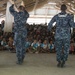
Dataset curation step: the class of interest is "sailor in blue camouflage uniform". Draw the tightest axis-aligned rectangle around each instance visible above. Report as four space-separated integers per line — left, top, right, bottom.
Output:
48 4 75 67
9 2 29 64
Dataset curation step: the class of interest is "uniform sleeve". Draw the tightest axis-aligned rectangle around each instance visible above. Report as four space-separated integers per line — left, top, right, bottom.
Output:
69 14 75 28
9 4 17 16
24 10 29 19
48 15 56 31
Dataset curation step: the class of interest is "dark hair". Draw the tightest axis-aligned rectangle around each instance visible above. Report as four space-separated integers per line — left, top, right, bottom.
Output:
18 5 25 10
61 4 67 11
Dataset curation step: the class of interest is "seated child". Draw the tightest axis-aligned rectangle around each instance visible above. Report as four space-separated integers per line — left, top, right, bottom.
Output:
40 40 48 53
37 39 42 52
30 40 38 53
8 37 15 52
48 40 54 53
1 38 8 50
25 38 31 52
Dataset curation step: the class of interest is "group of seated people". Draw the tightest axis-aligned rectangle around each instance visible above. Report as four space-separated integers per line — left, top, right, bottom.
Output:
0 20 75 54
0 22 55 53
25 39 55 53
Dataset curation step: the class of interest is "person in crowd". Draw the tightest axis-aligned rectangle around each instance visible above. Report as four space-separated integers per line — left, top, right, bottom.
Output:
48 40 55 53
0 36 2 50
48 4 75 67
8 36 15 52
1 20 5 31
70 38 74 54
1 38 8 50
9 0 29 64
37 39 42 52
0 27 3 36
30 40 38 53
25 38 31 52
40 40 48 53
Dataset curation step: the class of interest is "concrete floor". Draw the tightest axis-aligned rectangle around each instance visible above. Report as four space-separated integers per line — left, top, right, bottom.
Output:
0 51 75 75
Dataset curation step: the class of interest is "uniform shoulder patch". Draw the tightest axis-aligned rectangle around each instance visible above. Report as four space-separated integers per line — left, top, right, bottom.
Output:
58 14 67 17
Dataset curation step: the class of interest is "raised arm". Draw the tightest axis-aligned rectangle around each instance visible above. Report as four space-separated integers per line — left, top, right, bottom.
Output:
9 0 17 16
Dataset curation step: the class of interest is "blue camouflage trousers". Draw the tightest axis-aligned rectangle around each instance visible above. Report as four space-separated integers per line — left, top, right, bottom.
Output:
55 38 70 62
14 33 26 61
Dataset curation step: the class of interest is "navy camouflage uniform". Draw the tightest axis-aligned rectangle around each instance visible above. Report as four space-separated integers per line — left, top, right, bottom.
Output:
48 12 75 62
9 5 29 63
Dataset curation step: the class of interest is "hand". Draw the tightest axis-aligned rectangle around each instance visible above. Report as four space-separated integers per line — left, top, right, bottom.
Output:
21 1 25 7
9 0 14 4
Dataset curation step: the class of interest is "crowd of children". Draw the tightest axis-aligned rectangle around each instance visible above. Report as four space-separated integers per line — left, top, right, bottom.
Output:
0 20 75 54
25 23 55 53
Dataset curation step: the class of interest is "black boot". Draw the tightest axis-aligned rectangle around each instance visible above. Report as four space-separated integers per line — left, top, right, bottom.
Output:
57 61 61 67
61 61 65 68
21 56 25 63
16 59 22 65
16 61 22 65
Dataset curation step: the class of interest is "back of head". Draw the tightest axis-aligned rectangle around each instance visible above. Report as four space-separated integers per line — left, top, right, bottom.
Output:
61 4 67 11
18 5 25 11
